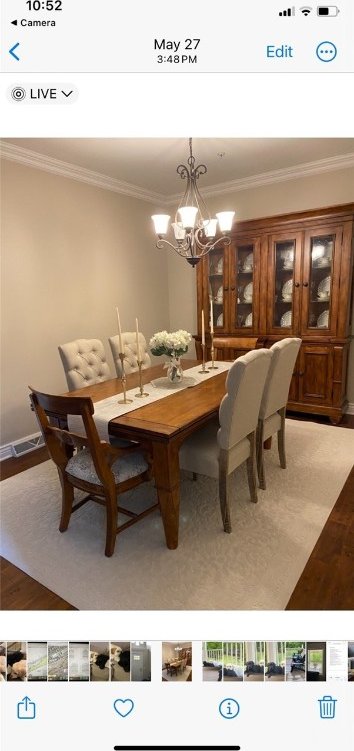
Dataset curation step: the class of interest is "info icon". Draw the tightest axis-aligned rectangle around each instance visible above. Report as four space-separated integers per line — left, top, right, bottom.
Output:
219 698 240 719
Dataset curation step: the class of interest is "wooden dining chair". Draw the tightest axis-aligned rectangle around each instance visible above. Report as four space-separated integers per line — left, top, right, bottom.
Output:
109 332 151 377
29 387 159 557
58 338 112 390
212 337 259 361
256 337 302 489
179 348 272 533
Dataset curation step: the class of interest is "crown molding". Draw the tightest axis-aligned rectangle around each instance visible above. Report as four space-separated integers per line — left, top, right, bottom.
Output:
2 141 354 206
0 142 167 205
166 152 354 204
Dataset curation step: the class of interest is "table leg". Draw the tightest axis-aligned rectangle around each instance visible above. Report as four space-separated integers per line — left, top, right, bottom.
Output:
152 441 180 550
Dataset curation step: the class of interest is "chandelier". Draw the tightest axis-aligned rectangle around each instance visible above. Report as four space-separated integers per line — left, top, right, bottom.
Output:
152 139 235 267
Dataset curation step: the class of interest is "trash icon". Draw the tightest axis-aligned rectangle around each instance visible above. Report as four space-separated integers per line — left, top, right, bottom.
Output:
318 695 337 719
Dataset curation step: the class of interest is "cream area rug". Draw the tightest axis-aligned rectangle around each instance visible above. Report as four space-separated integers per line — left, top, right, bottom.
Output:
1 420 353 610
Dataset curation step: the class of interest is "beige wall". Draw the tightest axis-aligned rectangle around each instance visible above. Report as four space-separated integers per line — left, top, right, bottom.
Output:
168 167 354 402
162 644 175 663
1 160 169 445
2 160 354 449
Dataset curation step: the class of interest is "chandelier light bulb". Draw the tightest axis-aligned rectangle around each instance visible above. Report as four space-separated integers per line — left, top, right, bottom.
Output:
178 206 198 230
152 214 170 236
172 222 187 240
216 211 235 232
203 218 218 238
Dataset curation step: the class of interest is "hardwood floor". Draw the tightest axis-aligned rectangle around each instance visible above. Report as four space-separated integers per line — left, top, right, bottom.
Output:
0 446 76 610
286 464 354 610
0 445 49 480
1 415 354 610
0 557 75 610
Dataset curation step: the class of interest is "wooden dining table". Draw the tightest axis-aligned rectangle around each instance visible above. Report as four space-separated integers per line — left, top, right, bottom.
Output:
167 659 183 675
68 360 229 550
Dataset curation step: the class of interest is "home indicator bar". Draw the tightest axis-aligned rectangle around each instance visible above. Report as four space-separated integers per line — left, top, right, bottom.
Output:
113 746 241 750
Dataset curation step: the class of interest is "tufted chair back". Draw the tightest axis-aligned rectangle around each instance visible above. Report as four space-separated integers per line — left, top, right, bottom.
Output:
58 338 111 391
109 332 151 377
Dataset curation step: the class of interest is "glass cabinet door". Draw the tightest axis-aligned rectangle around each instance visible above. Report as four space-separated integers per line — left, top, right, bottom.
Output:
267 233 302 333
232 240 258 332
232 244 255 331
301 228 342 336
207 247 228 332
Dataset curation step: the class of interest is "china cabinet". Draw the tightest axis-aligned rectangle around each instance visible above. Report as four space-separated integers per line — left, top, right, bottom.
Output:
195 204 354 423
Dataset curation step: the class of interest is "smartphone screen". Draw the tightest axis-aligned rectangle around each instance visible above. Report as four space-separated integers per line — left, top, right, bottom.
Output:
0 1 353 749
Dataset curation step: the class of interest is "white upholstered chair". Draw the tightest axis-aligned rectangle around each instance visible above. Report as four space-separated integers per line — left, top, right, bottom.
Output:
256 337 302 490
179 348 272 533
58 338 111 391
109 332 151 377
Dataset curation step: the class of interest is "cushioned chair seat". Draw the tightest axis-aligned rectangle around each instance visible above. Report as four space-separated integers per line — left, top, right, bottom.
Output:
67 449 148 485
180 423 250 480
180 422 220 479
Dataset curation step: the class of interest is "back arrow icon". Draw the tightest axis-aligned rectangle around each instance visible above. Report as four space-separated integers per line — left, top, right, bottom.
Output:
9 42 20 61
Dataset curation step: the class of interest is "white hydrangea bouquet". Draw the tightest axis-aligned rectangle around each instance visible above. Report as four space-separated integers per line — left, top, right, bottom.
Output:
149 329 192 383
149 329 192 358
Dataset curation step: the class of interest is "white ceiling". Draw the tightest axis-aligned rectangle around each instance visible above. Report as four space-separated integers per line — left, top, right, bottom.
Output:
4 138 354 196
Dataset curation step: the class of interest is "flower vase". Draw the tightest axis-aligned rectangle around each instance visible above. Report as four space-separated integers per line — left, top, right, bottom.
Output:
167 356 183 384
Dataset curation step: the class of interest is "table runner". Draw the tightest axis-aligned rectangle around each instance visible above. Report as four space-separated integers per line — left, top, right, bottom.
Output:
68 361 232 441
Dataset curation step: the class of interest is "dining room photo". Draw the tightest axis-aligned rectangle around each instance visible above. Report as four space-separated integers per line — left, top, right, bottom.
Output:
0 137 353 612
161 642 192 682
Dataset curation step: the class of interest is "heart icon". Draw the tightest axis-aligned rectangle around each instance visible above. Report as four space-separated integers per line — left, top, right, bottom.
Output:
113 698 134 718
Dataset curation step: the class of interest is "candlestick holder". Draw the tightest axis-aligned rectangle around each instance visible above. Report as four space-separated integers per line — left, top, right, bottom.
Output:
198 343 209 374
118 353 133 404
135 360 149 398
209 332 218 369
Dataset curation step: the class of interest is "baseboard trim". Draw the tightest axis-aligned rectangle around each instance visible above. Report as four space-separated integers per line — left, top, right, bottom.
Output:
0 431 43 461
0 445 13 461
347 403 354 415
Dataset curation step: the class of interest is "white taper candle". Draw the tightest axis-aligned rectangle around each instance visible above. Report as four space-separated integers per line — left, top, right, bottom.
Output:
116 307 124 354
210 296 214 334
135 317 141 362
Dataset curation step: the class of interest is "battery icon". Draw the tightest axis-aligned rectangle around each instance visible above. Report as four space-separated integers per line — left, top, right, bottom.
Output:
317 6 340 14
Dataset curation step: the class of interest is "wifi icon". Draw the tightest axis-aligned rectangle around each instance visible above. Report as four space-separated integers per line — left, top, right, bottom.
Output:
300 6 312 14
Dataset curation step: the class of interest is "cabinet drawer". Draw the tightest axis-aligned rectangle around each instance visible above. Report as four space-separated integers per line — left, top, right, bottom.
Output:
298 345 333 405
